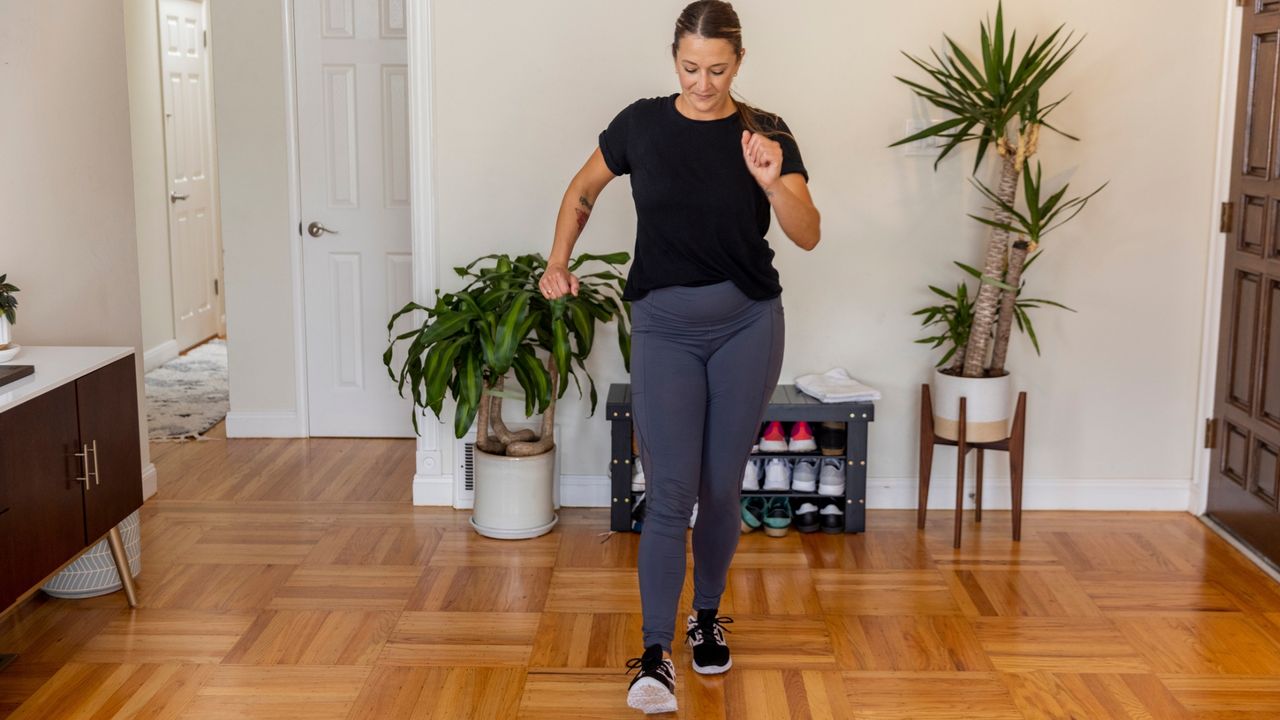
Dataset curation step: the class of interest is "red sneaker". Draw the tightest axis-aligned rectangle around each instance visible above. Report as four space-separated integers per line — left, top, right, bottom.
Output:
788 421 817 453
758 421 787 453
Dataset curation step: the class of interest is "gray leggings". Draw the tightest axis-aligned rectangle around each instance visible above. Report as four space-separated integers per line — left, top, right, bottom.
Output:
630 280 785 651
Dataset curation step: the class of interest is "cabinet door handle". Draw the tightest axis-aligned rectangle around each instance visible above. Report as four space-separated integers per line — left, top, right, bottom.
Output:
90 439 100 486
75 443 91 490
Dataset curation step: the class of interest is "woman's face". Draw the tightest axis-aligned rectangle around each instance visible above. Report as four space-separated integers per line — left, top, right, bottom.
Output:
673 36 741 115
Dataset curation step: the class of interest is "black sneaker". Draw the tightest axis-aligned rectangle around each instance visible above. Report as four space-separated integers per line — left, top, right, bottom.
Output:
685 608 733 674
793 501 820 533
626 644 677 714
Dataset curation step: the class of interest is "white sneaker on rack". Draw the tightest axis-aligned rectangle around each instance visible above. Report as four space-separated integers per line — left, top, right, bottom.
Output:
763 458 791 492
818 458 845 496
632 458 646 492
791 457 819 492
741 459 761 491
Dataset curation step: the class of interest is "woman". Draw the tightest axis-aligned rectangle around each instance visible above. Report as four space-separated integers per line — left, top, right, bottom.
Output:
538 1 820 713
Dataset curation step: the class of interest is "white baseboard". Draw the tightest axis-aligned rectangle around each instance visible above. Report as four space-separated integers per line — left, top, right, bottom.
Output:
225 411 304 438
143 340 179 372
141 462 158 500
413 474 454 506
534 474 1193 511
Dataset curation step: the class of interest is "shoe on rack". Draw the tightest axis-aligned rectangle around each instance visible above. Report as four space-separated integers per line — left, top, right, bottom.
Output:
685 609 733 674
689 501 698 529
740 496 767 533
816 421 846 456
788 420 817 453
793 501 820 533
820 503 843 533
632 492 647 533
763 497 792 538
790 457 819 492
762 458 791 492
626 644 678 714
818 458 845 496
632 458 646 492
758 421 788 453
741 458 761 491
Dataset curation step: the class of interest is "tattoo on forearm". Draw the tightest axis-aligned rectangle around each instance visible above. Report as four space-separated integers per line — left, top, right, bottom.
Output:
574 195 593 233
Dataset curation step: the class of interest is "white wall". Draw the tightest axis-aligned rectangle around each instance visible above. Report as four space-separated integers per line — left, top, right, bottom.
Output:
215 0 1228 510
0 0 154 495
210 0 302 436
124 0 178 370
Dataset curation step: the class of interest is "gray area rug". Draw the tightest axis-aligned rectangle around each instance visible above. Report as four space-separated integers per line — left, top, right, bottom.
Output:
145 339 228 440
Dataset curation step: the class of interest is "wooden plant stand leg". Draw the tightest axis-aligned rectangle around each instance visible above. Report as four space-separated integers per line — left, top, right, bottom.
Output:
954 397 967 549
106 526 139 608
1009 391 1027 542
918 384 935 530
975 448 984 524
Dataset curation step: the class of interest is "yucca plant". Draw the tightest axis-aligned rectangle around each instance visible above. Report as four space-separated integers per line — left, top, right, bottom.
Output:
384 252 631 456
891 1 1082 377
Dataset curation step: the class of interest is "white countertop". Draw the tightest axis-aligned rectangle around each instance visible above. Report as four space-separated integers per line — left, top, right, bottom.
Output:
0 346 135 414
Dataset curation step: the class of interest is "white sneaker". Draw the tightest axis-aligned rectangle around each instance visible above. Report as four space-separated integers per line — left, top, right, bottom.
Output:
632 458 646 492
791 457 819 492
763 458 791 492
741 459 761 491
689 501 698 529
818 458 845 496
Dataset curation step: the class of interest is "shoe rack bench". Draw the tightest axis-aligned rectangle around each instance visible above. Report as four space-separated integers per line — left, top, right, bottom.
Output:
606 383 875 533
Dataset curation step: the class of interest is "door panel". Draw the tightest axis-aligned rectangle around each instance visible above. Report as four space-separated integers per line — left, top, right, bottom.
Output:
296 0 413 437
0 384 85 596
76 358 144 542
161 0 221 351
1208 4 1280 566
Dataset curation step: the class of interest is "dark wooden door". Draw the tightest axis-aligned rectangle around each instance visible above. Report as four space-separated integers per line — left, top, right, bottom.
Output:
76 357 143 542
1208 5 1280 566
0 383 86 601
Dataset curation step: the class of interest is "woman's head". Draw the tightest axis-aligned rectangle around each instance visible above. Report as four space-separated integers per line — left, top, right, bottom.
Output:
671 1 744 117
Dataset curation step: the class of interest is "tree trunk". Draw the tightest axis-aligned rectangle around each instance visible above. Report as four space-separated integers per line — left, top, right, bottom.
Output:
506 355 558 457
989 238 1030 375
474 384 505 455
961 149 1022 378
948 342 967 375
488 375 538 445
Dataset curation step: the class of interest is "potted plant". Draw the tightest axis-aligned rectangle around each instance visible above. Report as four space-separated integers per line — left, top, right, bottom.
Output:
385 251 631 538
891 2 1102 441
0 274 18 349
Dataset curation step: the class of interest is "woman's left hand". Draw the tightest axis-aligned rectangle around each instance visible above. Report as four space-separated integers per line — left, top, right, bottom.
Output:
741 130 783 191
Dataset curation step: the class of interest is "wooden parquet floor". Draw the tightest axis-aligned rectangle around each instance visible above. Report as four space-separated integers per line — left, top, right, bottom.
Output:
3 425 1280 718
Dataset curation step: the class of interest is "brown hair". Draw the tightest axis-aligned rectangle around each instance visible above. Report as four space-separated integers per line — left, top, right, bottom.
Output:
671 0 786 140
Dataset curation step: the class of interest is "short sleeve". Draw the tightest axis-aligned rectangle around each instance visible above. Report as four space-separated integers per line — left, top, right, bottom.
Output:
598 102 636 176
772 116 808 182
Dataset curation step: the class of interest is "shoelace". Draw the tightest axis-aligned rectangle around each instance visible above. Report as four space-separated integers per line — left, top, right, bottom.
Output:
686 615 734 645
624 652 672 681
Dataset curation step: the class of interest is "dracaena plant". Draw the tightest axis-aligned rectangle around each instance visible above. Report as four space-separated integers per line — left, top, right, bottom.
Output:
891 1 1084 377
0 274 17 325
384 252 631 457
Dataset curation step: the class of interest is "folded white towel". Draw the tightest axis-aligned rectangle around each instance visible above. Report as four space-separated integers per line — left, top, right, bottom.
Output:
795 367 881 403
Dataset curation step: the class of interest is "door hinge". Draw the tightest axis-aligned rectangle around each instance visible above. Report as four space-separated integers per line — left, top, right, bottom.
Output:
203 30 208 47
1205 418 1218 449
213 278 219 296
1221 201 1235 234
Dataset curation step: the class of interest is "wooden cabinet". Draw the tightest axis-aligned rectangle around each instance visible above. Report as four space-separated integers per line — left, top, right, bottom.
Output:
0 353 143 613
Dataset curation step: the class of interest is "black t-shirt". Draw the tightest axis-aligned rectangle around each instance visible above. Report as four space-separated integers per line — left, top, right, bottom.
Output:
598 94 808 302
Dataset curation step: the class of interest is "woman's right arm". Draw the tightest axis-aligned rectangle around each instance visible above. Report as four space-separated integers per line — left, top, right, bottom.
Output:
540 148 618 299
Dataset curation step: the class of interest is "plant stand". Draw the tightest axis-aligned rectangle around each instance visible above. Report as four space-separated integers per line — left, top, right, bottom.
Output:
918 383 1027 548
606 383 875 533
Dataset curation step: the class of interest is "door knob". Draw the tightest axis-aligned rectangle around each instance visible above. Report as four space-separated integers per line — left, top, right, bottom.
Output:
307 221 338 237
169 192 189 203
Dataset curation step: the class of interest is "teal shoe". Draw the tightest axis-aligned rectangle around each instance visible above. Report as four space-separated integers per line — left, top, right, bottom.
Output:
763 497 792 538
740 497 766 533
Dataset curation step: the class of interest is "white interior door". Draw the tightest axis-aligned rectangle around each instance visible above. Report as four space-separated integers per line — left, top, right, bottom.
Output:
295 0 413 437
160 0 221 352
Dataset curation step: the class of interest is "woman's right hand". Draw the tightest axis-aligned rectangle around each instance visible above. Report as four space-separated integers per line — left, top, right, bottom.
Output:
540 262 580 299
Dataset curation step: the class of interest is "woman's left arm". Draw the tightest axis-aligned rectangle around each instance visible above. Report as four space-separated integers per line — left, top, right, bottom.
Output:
765 174 820 251
742 131 821 251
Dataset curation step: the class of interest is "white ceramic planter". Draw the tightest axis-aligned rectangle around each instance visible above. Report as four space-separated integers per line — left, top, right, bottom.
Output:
0 316 10 347
42 510 141 598
931 368 1012 443
470 447 558 539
